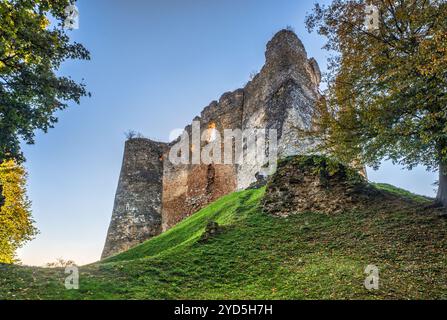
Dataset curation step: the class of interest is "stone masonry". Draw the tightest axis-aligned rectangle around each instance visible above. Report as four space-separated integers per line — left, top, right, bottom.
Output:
101 138 167 259
102 30 322 258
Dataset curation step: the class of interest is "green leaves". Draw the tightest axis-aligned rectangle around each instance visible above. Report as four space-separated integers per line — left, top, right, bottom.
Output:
0 0 90 162
0 0 89 262
0 159 37 264
306 0 447 171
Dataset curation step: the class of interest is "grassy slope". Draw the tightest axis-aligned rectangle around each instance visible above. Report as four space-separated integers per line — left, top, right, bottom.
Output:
1 185 446 300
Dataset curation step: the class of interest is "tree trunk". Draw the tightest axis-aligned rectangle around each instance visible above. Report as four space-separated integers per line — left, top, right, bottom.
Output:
436 161 447 207
0 157 3 209
0 186 3 208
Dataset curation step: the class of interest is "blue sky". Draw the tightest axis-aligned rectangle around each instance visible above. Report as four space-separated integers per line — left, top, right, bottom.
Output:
17 0 437 266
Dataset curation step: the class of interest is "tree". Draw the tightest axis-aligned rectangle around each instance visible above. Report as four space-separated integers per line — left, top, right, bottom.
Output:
0 0 90 261
0 0 90 163
305 0 447 206
124 130 145 140
46 258 76 268
0 160 36 263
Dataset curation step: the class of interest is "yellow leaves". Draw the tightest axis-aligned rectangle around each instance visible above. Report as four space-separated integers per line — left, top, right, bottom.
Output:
417 31 447 77
40 16 50 30
0 159 25 193
0 159 36 264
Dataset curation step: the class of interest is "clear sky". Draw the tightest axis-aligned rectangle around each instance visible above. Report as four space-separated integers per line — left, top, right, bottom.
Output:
17 0 438 266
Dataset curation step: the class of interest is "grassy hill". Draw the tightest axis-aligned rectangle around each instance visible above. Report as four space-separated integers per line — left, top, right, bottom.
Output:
1 184 446 300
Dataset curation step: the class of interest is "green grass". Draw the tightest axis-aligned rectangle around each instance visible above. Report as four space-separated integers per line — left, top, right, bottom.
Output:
1 186 446 300
372 183 433 204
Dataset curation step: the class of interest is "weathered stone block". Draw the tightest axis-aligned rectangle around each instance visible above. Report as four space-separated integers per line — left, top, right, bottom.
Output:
262 155 375 217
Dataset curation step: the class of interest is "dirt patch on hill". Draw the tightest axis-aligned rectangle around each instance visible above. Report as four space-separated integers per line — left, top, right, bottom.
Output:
263 155 384 216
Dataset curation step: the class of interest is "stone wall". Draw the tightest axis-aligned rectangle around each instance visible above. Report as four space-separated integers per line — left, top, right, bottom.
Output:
161 30 322 230
102 30 322 258
101 138 167 259
237 30 321 189
161 89 243 230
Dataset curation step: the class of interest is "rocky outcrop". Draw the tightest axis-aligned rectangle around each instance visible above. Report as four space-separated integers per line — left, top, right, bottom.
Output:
199 221 222 243
247 172 269 190
262 155 377 217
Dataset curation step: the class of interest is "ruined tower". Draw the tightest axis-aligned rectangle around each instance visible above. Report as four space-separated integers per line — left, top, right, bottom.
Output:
101 138 167 259
102 30 322 259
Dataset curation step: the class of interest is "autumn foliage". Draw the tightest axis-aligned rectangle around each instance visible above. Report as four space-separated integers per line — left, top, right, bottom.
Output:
0 160 37 264
306 0 447 205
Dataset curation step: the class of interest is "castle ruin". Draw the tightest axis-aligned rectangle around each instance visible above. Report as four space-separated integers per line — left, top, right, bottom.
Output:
102 30 322 259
